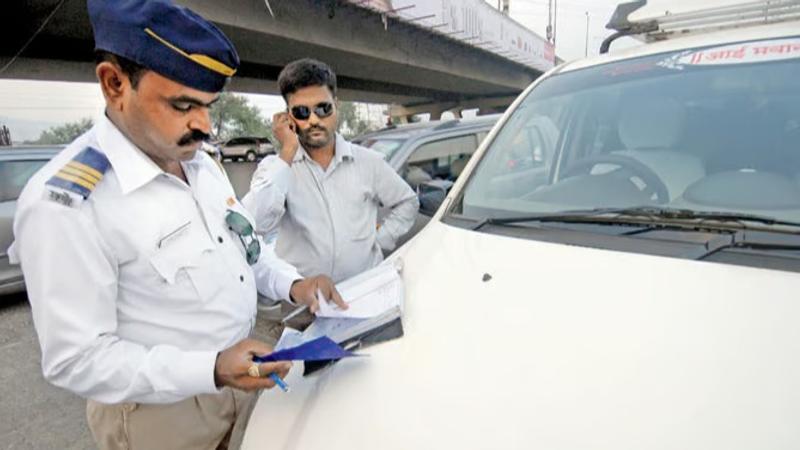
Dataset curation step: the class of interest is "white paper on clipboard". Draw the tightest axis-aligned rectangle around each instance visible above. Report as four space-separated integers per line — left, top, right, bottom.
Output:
316 263 403 319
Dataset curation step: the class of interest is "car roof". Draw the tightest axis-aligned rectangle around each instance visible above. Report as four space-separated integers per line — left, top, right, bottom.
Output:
356 114 501 141
353 121 441 141
559 19 799 74
223 136 269 142
0 146 63 160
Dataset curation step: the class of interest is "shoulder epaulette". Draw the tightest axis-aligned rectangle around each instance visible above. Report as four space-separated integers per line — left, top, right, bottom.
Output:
46 147 111 199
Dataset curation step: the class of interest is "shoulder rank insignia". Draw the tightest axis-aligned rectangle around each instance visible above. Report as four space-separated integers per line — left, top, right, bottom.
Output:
45 147 110 206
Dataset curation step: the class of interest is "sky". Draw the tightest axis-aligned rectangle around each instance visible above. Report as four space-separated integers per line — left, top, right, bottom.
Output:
0 0 627 142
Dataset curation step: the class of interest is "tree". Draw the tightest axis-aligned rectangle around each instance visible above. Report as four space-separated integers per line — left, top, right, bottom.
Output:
32 118 93 145
210 93 271 141
337 101 373 139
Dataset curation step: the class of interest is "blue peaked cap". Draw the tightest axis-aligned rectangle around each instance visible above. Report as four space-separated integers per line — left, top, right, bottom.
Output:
87 0 240 93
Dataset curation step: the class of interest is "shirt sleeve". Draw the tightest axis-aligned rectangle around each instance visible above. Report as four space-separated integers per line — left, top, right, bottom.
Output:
373 159 420 251
251 237 302 301
14 199 219 404
241 155 292 236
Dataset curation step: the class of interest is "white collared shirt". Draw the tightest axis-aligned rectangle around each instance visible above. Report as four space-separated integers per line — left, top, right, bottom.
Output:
242 135 418 283
9 116 301 404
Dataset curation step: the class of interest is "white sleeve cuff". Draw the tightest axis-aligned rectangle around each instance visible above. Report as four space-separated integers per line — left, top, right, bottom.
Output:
376 227 396 251
177 350 221 396
275 269 302 303
253 241 303 301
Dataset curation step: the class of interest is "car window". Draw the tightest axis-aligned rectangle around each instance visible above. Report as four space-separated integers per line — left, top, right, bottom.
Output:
0 160 48 202
498 119 559 173
362 138 405 160
227 138 249 146
404 134 478 185
458 36 800 222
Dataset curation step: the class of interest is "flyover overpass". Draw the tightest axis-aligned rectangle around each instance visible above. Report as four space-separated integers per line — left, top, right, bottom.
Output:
1 0 554 120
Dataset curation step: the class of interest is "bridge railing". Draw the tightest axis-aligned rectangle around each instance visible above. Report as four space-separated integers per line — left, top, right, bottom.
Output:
345 0 555 72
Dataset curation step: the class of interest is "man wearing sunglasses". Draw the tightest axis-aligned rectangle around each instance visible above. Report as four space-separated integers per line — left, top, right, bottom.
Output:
8 2 345 449
243 59 419 293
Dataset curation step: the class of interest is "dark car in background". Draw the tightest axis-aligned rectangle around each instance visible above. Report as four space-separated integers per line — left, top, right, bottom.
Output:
0 146 62 295
354 114 499 244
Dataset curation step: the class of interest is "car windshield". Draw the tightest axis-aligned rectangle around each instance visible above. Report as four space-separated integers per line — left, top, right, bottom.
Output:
455 36 800 226
361 137 405 160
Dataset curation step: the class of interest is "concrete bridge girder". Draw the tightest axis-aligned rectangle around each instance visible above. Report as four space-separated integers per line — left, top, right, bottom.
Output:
1 0 543 108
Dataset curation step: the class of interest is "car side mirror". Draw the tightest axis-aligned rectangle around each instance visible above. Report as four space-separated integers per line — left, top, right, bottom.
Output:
417 180 453 216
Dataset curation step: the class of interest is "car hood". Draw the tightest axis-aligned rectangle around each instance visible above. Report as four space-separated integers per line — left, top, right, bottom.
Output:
242 221 800 450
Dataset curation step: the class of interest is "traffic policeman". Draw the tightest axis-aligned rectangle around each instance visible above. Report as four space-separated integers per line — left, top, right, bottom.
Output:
8 1 345 448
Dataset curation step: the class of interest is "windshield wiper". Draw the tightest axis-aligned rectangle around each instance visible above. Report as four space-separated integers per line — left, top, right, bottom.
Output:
690 230 800 260
472 206 800 233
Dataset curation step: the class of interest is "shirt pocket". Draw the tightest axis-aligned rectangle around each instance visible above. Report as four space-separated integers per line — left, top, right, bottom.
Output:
346 187 378 241
224 201 260 263
149 224 217 302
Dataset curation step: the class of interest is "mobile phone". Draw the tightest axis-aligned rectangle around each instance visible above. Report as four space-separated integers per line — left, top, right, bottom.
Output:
284 109 299 134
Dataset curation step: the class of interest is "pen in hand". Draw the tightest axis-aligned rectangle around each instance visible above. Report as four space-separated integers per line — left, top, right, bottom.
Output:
281 303 308 324
269 372 290 393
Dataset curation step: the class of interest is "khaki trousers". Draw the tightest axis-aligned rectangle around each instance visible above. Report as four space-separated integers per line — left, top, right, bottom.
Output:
261 300 316 346
86 388 258 450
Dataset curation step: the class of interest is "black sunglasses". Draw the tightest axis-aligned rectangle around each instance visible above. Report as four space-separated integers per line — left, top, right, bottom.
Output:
289 102 334 121
225 210 260 265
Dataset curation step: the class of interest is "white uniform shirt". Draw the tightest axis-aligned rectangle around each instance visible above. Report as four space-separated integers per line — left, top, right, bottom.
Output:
9 116 301 404
242 135 418 283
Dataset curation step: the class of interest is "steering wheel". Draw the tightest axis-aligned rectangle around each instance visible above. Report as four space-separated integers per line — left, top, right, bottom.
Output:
561 154 670 203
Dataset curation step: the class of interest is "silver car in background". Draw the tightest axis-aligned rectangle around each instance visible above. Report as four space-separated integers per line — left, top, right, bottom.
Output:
0 146 61 296
217 136 274 162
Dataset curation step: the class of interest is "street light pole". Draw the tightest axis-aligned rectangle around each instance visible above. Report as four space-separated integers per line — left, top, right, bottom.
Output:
584 11 590 57
553 0 558 46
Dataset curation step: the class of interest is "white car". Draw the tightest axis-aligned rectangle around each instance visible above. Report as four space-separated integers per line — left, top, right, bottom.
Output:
243 2 800 449
218 136 274 162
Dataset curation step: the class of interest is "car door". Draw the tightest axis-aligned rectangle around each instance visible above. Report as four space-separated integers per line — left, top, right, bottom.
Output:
0 157 51 291
383 132 481 250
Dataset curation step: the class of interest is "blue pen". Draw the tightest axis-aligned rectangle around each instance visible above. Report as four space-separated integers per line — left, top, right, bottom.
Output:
269 372 290 393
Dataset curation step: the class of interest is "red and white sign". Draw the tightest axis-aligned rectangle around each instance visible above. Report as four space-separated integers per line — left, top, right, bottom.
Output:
679 37 800 66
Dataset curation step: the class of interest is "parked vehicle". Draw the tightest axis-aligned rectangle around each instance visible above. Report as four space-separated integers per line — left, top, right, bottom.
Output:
355 114 499 244
355 114 499 195
0 146 61 296
217 136 273 162
243 2 800 448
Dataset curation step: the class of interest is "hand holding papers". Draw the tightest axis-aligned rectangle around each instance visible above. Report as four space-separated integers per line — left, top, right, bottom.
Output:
282 263 403 323
276 262 406 376
316 263 404 319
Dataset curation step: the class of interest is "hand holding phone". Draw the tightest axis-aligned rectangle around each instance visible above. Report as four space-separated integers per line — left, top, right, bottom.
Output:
272 111 300 164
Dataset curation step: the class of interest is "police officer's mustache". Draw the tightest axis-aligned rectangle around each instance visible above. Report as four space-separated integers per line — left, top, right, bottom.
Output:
177 129 210 146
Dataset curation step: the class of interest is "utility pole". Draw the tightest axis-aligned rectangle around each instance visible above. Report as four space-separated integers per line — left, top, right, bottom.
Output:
553 0 558 47
0 125 11 146
584 11 590 57
498 0 509 15
546 0 553 43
